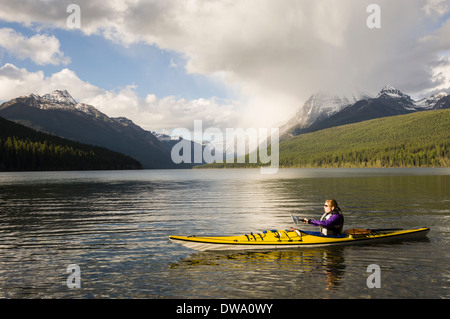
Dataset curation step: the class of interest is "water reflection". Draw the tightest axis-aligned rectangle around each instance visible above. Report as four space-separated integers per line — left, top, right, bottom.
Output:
168 247 347 294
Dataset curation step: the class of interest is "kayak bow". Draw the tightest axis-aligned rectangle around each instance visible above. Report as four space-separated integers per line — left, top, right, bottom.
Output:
169 227 430 251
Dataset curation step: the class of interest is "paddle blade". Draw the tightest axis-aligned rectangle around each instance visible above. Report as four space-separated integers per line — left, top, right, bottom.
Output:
290 214 304 225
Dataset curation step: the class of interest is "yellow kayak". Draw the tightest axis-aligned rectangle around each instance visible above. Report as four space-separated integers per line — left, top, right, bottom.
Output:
169 227 430 251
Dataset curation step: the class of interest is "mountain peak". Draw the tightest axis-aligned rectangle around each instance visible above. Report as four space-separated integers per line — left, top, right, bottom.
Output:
42 90 77 105
0 90 105 117
415 91 450 109
377 85 407 99
279 89 370 136
380 84 397 91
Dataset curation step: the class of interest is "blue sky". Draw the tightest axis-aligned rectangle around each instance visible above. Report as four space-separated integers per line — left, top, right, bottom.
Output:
0 0 449 132
0 21 229 101
52 28 232 100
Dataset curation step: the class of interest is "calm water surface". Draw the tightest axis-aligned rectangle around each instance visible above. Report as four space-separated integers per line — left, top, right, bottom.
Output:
0 168 448 299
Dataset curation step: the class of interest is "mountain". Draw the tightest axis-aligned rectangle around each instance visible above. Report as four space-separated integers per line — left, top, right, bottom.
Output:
415 92 450 109
282 85 450 137
375 84 415 105
0 90 177 169
0 115 142 171
279 89 370 137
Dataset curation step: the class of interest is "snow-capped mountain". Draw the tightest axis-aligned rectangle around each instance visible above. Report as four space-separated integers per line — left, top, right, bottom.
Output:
415 92 449 109
375 85 450 110
279 89 371 136
0 90 180 168
281 85 450 138
377 85 410 99
42 89 77 105
375 84 417 110
1 90 110 120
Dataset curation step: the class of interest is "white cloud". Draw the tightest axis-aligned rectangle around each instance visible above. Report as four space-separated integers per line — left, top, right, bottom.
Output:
84 85 242 132
422 0 449 16
0 63 241 132
427 55 450 95
0 63 99 100
0 28 70 65
0 63 44 98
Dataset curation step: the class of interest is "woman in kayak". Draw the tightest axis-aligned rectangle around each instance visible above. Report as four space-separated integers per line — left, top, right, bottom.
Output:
303 199 344 236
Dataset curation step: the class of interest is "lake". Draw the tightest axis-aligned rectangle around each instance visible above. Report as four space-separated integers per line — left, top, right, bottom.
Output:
0 168 448 300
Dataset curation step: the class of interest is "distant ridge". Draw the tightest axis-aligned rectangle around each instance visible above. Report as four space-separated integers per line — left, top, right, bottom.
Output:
0 90 181 169
0 115 142 171
281 85 450 139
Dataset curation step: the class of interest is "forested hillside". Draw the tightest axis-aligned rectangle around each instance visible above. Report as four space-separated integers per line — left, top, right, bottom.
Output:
278 109 449 167
0 116 142 171
200 109 450 168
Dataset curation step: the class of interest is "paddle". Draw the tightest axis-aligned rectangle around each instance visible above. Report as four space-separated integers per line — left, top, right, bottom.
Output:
290 213 308 225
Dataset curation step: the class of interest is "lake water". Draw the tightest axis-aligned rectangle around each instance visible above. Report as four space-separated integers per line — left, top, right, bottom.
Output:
0 168 448 300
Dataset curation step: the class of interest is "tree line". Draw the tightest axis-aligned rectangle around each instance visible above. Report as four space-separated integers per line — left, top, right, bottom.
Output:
0 116 142 171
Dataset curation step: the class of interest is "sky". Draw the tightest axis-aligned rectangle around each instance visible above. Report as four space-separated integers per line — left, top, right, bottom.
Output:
0 0 449 134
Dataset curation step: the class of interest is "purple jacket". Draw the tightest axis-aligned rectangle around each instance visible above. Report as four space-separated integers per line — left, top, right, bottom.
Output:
310 213 344 229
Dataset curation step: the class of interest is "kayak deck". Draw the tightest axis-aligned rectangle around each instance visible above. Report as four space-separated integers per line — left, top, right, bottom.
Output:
169 227 430 251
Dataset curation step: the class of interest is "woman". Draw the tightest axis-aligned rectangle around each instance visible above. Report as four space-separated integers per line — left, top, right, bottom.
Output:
303 199 344 236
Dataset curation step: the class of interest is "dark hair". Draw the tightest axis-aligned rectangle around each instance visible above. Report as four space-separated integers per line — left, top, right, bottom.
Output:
326 199 342 214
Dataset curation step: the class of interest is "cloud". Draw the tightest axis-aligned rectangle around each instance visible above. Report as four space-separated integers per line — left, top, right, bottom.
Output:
0 63 45 98
422 0 450 16
65 0 449 96
0 28 70 65
0 63 241 132
0 0 449 127
78 85 243 133
0 63 98 99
